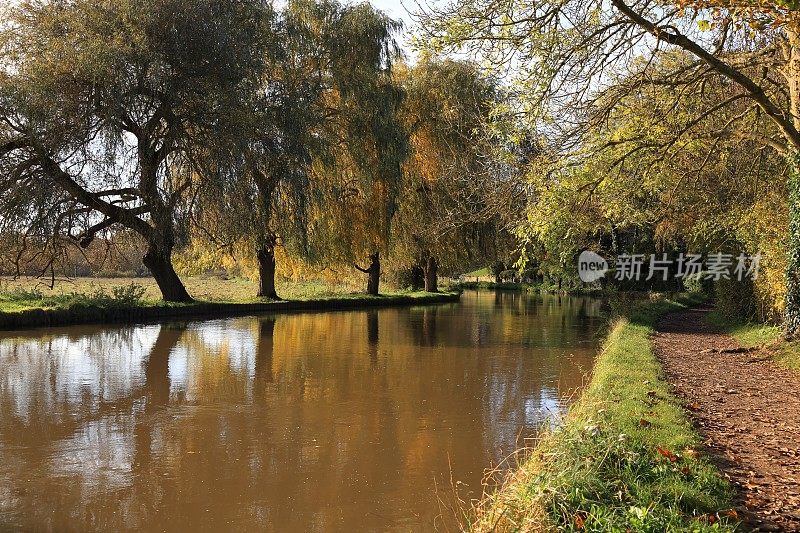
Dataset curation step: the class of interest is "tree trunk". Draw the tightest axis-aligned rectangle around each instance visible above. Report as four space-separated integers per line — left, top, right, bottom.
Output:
137 147 192 303
142 243 192 302
256 239 280 300
254 318 276 393
423 255 438 292
367 252 380 296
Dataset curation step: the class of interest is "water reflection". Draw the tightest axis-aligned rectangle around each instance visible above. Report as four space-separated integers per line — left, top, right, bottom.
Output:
0 291 603 532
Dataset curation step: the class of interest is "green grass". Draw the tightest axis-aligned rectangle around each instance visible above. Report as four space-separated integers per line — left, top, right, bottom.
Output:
464 267 491 277
470 294 737 532
769 342 800 371
0 276 455 313
705 308 800 371
0 276 375 310
705 310 782 348
0 276 460 329
0 286 153 313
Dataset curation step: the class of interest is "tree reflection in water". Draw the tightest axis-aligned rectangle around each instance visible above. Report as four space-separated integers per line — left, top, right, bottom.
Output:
0 291 603 531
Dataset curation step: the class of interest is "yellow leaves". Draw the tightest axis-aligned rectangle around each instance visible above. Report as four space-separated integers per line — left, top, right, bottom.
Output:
734 194 788 321
672 0 797 30
409 130 442 184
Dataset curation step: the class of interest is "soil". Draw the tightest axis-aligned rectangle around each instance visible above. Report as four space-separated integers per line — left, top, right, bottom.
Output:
654 308 800 532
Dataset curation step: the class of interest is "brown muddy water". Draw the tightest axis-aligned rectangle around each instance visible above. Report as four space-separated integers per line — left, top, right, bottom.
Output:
0 291 603 532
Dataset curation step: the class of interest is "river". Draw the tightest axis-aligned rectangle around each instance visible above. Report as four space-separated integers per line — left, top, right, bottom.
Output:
0 290 603 532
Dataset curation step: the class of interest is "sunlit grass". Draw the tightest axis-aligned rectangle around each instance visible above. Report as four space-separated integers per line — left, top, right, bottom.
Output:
469 295 737 532
0 276 457 314
705 309 782 348
463 267 491 277
702 309 800 371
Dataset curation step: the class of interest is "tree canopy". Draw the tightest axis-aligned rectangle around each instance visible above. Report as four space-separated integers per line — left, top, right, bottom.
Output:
418 0 800 330
0 0 272 300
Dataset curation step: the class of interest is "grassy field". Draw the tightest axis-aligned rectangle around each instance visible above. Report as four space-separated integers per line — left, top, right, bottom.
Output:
1 276 362 305
0 276 460 329
0 276 426 313
469 295 737 532
463 267 492 277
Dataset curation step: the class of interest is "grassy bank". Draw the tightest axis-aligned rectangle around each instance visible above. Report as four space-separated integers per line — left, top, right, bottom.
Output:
705 310 782 349
705 310 800 371
470 295 737 532
0 277 460 330
458 281 535 291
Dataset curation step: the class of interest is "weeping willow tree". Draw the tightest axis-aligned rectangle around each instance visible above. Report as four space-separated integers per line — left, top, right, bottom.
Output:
305 73 408 295
391 58 525 292
193 0 405 298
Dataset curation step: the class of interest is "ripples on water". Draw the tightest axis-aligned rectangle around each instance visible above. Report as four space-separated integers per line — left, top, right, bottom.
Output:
0 291 603 532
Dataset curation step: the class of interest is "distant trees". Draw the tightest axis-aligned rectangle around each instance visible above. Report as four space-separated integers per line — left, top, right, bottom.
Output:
522 52 787 307
419 0 800 331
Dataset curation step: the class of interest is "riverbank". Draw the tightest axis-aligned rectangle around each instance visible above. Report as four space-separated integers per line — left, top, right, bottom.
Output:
457 280 605 295
469 295 738 532
458 281 534 291
0 276 378 304
0 289 460 330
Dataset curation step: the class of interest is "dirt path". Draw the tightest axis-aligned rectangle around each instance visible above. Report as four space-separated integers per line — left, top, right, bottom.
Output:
654 308 800 532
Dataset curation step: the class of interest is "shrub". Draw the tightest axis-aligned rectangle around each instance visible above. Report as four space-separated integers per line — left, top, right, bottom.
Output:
499 269 518 282
111 283 147 305
490 261 506 277
392 265 424 291
681 275 706 295
714 277 757 321
0 288 44 302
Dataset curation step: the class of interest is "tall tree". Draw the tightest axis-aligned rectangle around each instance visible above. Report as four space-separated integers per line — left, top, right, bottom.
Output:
0 0 270 301
195 0 405 299
392 58 523 292
420 0 800 332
